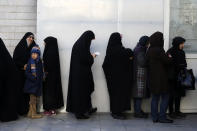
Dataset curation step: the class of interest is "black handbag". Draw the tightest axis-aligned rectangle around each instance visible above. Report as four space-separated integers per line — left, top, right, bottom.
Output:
177 69 195 90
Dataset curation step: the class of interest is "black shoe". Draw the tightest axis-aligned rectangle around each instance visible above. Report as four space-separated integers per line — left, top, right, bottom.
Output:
168 113 177 119
158 119 173 123
111 113 126 120
134 112 148 118
88 107 97 115
75 114 90 119
175 112 186 118
153 119 158 123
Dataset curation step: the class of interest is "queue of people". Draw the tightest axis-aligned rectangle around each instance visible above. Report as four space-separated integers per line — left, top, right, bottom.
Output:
0 30 191 124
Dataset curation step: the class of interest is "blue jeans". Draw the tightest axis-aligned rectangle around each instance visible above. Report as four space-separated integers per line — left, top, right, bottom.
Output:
151 93 169 121
134 98 142 113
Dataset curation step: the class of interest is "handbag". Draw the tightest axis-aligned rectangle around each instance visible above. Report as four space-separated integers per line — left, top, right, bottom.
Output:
177 69 195 90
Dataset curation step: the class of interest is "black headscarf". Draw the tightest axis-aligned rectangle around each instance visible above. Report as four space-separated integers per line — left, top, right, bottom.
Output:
0 38 19 122
43 36 59 70
104 32 133 66
172 37 186 49
18 32 35 46
13 32 36 69
106 32 122 54
149 31 164 48
43 37 59 57
167 36 187 71
74 30 95 52
134 36 149 53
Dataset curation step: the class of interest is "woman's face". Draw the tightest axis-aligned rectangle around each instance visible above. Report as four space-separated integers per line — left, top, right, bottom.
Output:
179 43 184 50
31 53 38 60
26 35 34 45
146 42 150 48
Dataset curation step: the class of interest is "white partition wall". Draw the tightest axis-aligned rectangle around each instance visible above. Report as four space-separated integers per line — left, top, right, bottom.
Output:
37 0 164 112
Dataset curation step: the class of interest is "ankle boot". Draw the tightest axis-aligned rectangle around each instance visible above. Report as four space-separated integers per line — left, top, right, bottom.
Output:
30 95 42 119
27 104 33 118
27 94 34 118
32 103 42 119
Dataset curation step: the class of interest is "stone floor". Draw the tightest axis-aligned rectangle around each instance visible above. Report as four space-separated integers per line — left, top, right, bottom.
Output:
0 113 197 131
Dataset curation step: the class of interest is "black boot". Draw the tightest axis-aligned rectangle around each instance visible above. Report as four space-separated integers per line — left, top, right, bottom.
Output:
168 112 177 119
75 113 90 119
158 119 173 123
175 111 186 118
134 111 148 118
153 119 158 123
111 113 126 120
88 107 97 115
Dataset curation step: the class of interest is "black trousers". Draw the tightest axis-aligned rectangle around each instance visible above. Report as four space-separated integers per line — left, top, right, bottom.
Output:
168 96 181 114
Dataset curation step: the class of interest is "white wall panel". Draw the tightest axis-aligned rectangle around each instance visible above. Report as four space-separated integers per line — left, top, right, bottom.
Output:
37 0 164 112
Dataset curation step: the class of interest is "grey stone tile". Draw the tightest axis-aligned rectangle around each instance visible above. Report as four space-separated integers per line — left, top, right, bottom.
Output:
101 126 126 131
126 127 150 131
49 124 76 131
0 113 197 131
0 117 31 131
76 126 100 131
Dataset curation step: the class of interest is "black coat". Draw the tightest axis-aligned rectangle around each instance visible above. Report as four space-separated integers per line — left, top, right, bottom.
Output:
102 32 133 114
43 36 64 110
167 37 187 97
66 31 95 114
0 38 19 122
13 32 36 115
24 59 43 96
146 32 172 95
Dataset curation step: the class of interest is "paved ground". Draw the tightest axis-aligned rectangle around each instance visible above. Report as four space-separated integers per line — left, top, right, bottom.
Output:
0 113 197 131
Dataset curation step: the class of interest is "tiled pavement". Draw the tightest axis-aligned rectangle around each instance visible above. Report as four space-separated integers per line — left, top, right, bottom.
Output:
0 113 197 131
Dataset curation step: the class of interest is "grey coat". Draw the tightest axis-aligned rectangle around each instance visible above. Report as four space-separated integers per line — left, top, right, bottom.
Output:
132 51 148 98
132 36 150 98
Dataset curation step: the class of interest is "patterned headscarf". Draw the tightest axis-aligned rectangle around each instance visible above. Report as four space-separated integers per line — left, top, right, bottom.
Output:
30 46 41 77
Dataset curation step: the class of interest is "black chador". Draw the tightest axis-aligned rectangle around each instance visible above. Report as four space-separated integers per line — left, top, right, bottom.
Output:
0 38 19 122
66 31 97 119
43 36 64 112
102 32 133 119
13 32 36 115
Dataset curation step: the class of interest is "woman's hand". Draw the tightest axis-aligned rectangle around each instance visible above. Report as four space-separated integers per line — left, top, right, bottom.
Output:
23 64 27 70
92 54 97 58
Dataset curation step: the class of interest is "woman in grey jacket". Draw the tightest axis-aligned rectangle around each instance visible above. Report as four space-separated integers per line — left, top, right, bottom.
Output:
132 36 150 118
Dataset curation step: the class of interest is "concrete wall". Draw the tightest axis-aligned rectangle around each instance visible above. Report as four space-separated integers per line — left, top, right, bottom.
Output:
0 0 37 55
170 0 197 53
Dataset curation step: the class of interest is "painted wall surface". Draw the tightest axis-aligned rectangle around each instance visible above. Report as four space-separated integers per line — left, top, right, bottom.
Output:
37 0 164 112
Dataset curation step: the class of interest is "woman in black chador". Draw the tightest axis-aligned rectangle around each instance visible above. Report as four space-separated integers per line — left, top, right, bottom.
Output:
66 31 97 119
13 32 36 115
102 32 133 120
0 38 19 122
167 37 187 119
43 36 64 115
